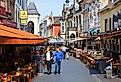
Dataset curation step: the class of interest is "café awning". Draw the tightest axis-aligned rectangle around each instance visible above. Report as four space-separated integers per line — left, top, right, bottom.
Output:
100 29 121 39
0 25 46 44
72 38 87 42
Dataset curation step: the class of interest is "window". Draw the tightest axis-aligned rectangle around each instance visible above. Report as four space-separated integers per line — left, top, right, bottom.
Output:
109 18 111 31
112 0 117 3
68 21 70 27
22 0 24 9
16 9 18 23
20 0 21 6
74 17 75 27
62 26 64 32
70 21 72 28
76 16 78 28
17 0 19 3
0 1 5 8
76 32 78 37
79 15 81 26
105 19 108 32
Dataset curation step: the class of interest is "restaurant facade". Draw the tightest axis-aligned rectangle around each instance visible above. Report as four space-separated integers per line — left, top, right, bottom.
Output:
99 0 121 60
0 1 46 81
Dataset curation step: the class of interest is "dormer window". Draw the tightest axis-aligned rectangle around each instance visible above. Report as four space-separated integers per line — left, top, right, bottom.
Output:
112 0 117 3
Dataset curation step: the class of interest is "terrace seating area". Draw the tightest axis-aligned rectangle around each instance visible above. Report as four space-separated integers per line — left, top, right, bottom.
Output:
70 48 121 76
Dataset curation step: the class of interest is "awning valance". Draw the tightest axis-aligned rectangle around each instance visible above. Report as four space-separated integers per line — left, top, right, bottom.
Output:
100 30 121 39
72 38 87 42
0 37 45 44
0 25 46 44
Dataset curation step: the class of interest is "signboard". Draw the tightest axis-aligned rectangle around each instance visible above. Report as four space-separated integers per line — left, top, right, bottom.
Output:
20 11 28 19
21 19 27 24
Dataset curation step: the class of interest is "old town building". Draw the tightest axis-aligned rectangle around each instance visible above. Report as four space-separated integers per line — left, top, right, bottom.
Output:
0 0 16 28
27 1 40 35
100 0 121 55
62 0 83 47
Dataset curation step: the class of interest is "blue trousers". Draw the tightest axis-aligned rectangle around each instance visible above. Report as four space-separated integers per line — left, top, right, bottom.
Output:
54 61 61 73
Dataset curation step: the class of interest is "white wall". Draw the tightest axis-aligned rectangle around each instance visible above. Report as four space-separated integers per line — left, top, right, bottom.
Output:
41 15 52 37
28 15 40 35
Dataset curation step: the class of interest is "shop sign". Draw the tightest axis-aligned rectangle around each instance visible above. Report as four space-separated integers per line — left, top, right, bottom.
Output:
1 19 17 27
20 11 28 19
89 28 100 36
20 19 27 24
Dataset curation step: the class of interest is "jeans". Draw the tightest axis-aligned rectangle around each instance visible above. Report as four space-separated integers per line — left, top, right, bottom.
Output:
63 51 66 59
35 63 40 74
54 61 61 73
46 61 52 73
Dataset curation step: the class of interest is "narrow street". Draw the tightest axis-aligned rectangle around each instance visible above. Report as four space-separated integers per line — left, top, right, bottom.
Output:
32 57 98 82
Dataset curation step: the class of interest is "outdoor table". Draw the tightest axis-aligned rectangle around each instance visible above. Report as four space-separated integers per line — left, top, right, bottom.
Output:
21 67 31 82
85 56 96 68
94 57 110 73
112 63 121 75
94 57 110 60
9 73 21 82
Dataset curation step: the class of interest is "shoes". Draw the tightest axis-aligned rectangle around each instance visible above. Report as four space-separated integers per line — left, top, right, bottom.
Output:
58 72 60 74
54 72 57 74
54 72 61 74
47 71 50 75
49 72 51 74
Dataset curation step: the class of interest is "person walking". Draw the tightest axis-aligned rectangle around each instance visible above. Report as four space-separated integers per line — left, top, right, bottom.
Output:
39 48 44 74
44 47 54 75
61 45 67 59
33 50 41 75
54 47 64 74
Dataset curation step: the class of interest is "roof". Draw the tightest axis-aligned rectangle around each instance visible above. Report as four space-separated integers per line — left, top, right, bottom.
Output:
28 2 40 15
0 25 46 44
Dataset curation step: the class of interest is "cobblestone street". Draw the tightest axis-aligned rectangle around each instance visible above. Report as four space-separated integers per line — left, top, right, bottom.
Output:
32 57 98 82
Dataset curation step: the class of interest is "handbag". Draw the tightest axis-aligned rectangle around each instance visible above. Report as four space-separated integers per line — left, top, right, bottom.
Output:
50 59 55 64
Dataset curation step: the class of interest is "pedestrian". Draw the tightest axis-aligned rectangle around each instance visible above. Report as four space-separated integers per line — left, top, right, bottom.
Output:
61 45 67 59
39 48 44 73
44 47 54 75
54 47 64 74
33 50 41 75
66 47 69 60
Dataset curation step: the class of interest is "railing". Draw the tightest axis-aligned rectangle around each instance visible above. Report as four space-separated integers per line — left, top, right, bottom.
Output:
66 27 78 31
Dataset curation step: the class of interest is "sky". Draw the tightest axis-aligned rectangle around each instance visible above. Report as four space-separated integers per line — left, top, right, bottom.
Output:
30 0 73 20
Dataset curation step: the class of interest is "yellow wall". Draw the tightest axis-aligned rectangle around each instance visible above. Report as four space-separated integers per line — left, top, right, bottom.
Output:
100 2 121 32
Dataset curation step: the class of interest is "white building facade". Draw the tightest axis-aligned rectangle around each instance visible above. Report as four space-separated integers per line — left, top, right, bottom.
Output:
27 2 40 35
40 15 52 37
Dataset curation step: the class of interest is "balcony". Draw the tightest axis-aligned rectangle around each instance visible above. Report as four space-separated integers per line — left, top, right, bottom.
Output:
66 27 78 31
